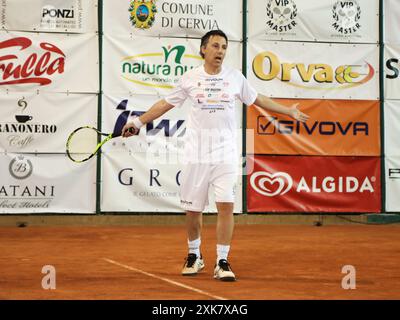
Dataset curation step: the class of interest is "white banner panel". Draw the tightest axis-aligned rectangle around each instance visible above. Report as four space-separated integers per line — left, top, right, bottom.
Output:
248 40 379 100
101 151 242 213
0 92 97 153
0 31 99 93
103 0 242 41
248 0 378 43
1 0 98 33
384 45 400 100
101 93 243 154
384 100 400 157
0 153 96 213
384 0 400 45
103 35 241 96
385 157 400 212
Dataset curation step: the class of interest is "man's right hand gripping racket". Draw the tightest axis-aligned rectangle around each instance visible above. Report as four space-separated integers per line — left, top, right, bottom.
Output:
66 125 138 163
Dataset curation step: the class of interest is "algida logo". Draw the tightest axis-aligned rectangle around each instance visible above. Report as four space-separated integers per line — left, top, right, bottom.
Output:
129 0 157 29
121 44 202 89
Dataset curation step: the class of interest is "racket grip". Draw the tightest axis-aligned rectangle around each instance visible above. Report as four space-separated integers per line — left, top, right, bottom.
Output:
126 127 139 135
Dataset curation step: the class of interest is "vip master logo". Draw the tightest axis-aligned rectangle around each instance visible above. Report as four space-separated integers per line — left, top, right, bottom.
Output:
266 0 297 33
332 1 361 35
129 0 157 29
9 155 33 180
121 44 202 90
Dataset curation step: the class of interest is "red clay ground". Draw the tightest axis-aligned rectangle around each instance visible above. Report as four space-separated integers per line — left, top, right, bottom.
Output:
0 224 399 300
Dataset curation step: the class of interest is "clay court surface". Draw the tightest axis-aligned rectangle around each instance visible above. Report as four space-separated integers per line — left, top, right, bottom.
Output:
1 224 399 300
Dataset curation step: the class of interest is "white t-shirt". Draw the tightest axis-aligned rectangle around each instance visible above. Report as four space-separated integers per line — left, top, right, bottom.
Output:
165 65 257 164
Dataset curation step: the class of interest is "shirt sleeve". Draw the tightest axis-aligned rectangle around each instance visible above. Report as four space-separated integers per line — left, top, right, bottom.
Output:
238 73 258 106
164 77 188 108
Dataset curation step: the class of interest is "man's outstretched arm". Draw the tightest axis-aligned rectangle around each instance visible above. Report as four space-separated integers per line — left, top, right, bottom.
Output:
121 99 175 137
253 94 309 123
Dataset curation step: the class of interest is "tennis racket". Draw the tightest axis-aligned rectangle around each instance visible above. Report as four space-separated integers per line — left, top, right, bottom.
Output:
66 126 135 163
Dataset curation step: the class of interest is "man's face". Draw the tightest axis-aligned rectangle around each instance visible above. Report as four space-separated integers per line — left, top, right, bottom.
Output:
201 35 227 68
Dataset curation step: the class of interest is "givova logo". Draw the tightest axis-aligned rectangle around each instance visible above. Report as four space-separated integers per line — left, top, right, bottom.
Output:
121 44 202 89
250 171 375 196
257 116 369 136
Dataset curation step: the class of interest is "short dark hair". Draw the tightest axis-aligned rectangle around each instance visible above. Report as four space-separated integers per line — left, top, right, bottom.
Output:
200 30 228 58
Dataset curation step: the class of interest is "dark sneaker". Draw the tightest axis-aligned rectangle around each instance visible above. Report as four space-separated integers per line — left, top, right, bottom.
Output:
213 259 236 281
182 253 205 276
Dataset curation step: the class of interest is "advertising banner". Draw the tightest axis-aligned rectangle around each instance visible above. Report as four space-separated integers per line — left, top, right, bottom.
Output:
0 31 99 93
248 40 379 100
1 0 98 33
385 156 400 212
103 0 242 41
384 100 400 157
249 0 379 44
247 155 381 212
0 153 96 213
384 45 400 100
102 35 241 96
101 151 243 213
247 99 380 156
101 93 243 154
0 92 97 153
384 0 400 45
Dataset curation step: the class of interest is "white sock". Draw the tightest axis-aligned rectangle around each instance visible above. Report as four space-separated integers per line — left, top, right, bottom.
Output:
216 244 230 263
188 238 201 258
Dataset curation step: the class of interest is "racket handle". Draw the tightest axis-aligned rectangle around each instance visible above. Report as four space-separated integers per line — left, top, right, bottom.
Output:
128 127 139 135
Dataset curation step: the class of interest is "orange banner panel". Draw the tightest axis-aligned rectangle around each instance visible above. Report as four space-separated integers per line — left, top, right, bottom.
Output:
247 99 380 156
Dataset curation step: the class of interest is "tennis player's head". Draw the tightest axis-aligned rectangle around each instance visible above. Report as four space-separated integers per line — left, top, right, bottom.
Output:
200 29 228 68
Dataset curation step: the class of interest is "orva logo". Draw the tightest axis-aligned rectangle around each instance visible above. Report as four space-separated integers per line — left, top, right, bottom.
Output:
250 171 375 196
121 44 202 89
257 116 368 136
252 51 374 90
113 99 185 138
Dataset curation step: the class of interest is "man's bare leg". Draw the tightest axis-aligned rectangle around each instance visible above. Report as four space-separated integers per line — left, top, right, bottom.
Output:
182 210 204 276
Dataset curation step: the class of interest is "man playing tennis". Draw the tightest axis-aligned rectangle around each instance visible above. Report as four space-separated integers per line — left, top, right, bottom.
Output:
122 29 309 281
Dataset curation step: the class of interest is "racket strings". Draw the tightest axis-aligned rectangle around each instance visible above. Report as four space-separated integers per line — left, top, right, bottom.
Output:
67 127 100 162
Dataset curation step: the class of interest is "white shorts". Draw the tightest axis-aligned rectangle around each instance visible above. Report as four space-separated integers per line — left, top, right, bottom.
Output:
179 163 238 212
